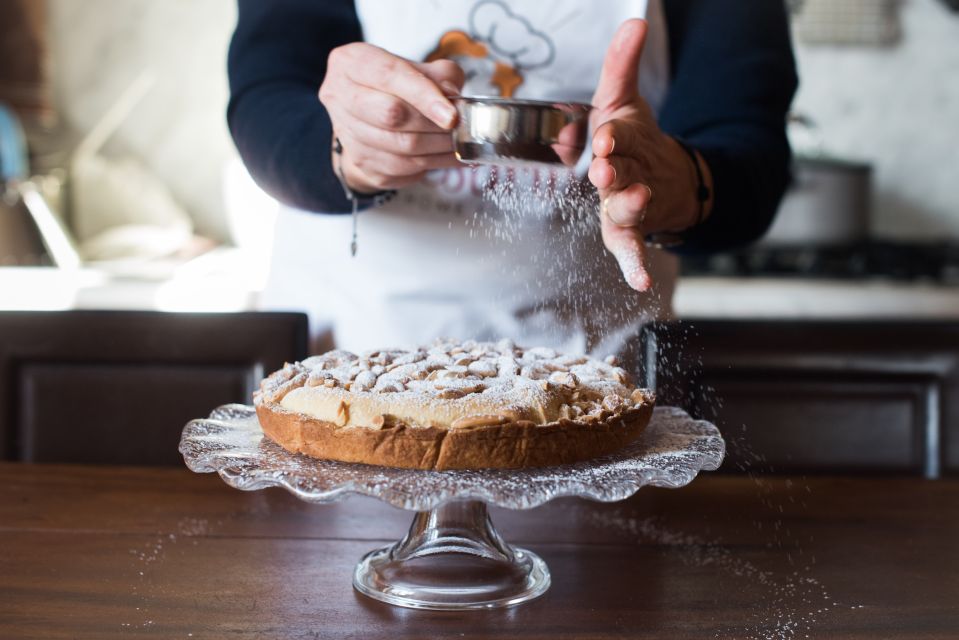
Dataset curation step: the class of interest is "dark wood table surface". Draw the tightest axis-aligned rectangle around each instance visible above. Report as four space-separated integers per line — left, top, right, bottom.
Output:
1 463 957 639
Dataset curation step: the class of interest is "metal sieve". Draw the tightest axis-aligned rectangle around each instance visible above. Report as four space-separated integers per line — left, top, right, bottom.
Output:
451 96 593 172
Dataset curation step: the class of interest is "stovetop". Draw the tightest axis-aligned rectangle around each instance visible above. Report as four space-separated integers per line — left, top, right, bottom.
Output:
681 241 959 285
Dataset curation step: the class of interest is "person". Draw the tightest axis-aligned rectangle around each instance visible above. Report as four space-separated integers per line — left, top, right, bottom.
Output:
228 0 797 355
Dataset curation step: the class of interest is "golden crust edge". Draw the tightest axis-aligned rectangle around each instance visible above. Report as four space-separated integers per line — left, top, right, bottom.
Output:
254 394 656 471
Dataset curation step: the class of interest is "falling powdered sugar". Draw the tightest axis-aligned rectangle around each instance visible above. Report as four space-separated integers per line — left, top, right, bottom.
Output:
474 164 663 337
585 509 864 640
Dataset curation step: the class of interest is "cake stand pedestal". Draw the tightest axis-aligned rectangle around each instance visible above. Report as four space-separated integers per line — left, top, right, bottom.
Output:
353 499 550 609
179 405 724 611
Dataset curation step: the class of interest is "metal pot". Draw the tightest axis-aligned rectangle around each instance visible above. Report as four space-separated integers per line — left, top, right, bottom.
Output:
761 154 872 247
451 96 592 169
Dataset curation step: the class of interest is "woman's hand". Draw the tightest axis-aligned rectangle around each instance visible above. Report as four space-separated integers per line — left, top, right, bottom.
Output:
319 43 465 193
589 19 714 291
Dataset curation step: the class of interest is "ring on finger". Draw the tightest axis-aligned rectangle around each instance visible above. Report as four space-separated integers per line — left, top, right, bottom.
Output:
603 196 628 226
638 184 652 226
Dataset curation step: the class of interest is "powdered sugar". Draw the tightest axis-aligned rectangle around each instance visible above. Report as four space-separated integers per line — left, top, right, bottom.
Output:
260 338 649 429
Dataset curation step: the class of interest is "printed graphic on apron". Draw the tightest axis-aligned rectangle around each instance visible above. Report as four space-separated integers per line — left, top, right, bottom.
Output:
426 0 555 97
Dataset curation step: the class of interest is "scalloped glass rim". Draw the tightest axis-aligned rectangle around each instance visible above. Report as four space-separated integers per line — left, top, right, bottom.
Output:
179 404 725 511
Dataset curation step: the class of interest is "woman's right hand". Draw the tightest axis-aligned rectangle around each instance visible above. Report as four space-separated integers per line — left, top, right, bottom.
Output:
319 43 465 193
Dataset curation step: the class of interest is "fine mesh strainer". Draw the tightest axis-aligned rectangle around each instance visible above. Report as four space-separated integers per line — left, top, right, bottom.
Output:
452 96 593 174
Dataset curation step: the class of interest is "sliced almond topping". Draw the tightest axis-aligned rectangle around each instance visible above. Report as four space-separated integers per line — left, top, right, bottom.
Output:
450 414 510 429
549 370 579 388
352 370 377 392
468 360 498 378
613 368 631 385
528 346 558 359
602 394 623 412
374 379 406 393
335 400 350 427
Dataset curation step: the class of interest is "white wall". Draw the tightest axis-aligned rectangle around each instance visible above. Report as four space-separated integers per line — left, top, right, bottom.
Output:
48 0 237 242
792 0 959 240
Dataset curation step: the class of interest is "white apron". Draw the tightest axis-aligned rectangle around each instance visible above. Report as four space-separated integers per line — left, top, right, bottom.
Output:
260 0 678 355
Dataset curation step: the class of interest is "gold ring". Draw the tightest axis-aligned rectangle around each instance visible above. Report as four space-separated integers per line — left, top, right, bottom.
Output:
638 184 653 226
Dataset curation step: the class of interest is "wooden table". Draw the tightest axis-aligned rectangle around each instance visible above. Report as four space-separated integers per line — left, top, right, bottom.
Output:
1 464 957 639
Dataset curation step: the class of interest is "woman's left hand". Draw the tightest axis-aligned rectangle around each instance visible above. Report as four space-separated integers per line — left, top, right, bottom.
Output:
588 19 713 291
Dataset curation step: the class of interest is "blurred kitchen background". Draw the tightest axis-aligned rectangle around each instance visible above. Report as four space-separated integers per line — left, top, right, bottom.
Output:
1 0 957 316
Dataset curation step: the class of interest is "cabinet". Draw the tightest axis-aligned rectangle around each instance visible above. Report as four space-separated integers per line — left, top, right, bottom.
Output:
0 311 308 465
640 321 959 477
4 313 957 474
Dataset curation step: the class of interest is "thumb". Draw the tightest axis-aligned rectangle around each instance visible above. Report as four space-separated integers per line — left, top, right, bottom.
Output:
592 19 648 112
415 59 466 97
601 213 652 292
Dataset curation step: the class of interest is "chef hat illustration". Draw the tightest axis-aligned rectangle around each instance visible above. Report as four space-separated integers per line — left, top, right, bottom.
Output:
469 0 555 70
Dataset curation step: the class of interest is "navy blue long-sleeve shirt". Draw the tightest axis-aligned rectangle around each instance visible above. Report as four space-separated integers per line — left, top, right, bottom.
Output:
227 0 797 254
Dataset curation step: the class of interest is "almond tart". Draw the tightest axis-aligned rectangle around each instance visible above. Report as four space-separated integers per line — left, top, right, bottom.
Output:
254 338 655 470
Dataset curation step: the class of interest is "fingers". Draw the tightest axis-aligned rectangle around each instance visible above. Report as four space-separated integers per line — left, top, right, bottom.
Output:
337 115 454 156
601 212 652 292
415 59 466 96
321 44 465 192
339 132 460 189
336 44 458 129
603 183 652 227
338 87 448 133
346 140 462 177
592 119 645 159
588 155 644 191
592 19 648 112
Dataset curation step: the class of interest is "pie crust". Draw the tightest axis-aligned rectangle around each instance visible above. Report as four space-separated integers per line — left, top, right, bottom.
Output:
254 339 655 470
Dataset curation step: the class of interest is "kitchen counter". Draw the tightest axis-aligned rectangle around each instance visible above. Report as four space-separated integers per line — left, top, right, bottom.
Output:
0 248 265 313
4 263 959 319
2 463 956 639
676 276 959 319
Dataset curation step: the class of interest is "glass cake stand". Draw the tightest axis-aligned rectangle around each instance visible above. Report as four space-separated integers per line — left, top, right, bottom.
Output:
179 405 724 611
